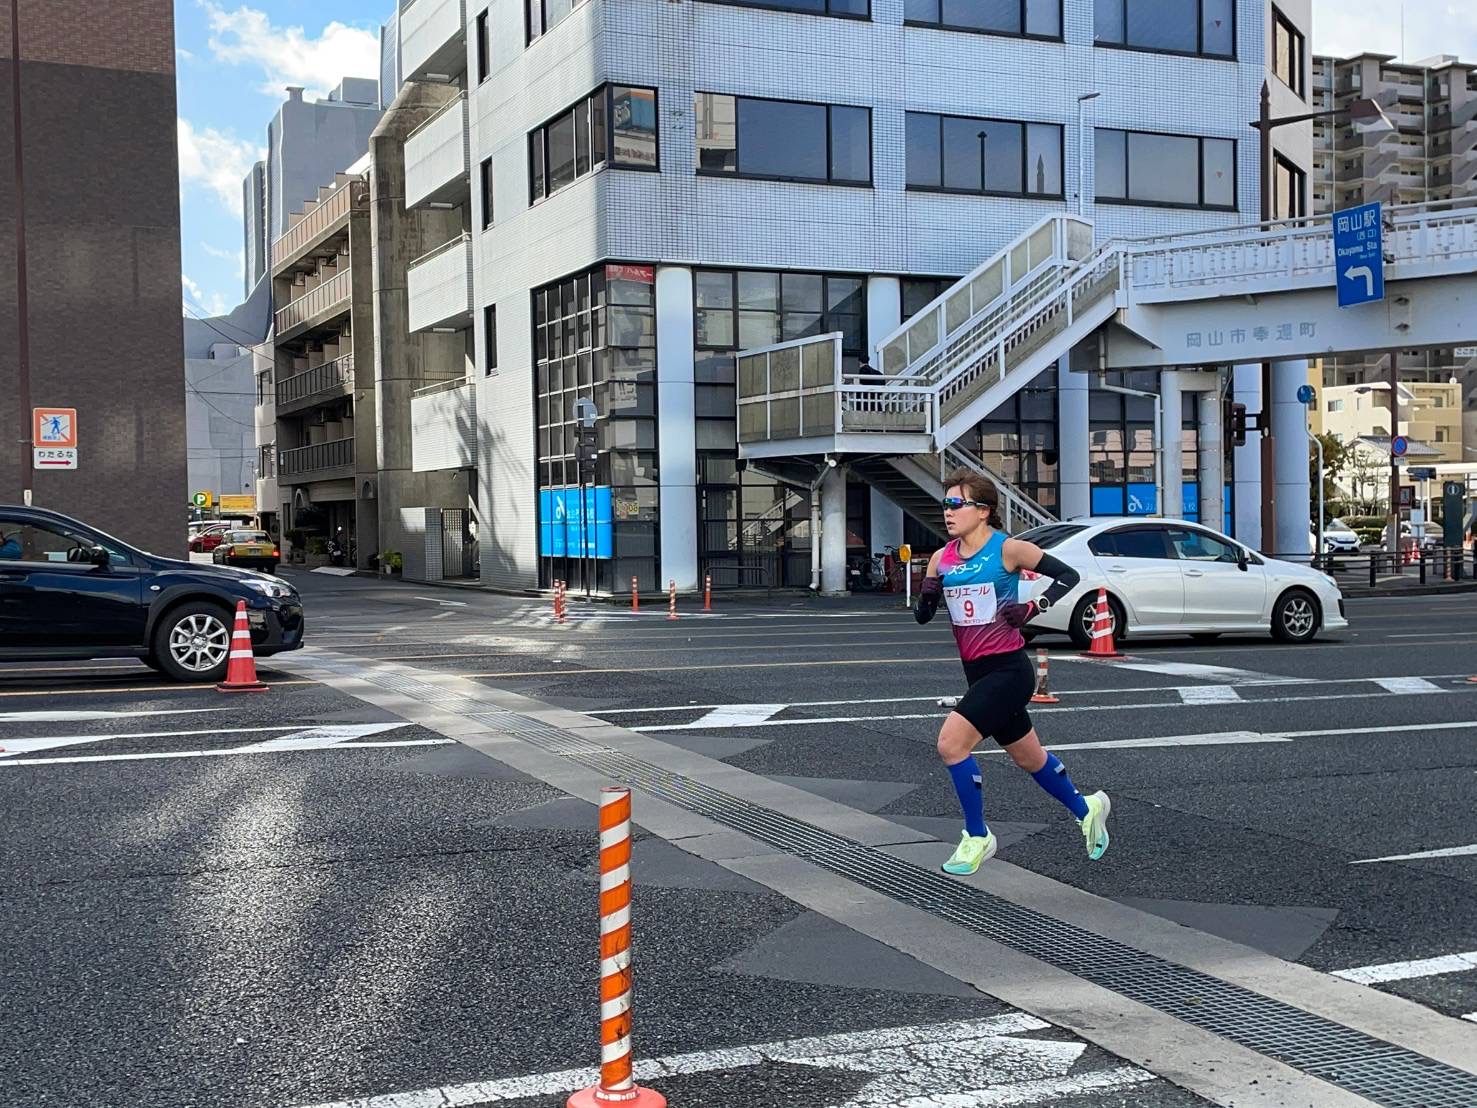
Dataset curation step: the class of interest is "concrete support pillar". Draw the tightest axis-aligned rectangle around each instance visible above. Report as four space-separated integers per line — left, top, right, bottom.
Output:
1057 352 1090 519
1272 359 1312 557
821 464 849 595
865 276 906 544
1233 363 1263 548
1198 374 1226 534
1159 371 1185 519
656 266 698 589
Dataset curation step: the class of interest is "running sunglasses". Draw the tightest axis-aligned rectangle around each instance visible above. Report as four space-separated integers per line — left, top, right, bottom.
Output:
941 496 987 510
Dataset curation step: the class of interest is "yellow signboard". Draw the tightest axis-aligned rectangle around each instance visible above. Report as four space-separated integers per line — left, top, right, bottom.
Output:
218 494 256 514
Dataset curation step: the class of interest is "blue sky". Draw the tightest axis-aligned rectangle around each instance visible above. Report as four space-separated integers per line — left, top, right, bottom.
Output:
173 1 1476 321
175 0 386 321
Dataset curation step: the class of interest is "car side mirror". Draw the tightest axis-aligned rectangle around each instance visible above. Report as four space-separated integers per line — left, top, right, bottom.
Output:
1236 547 1250 571
89 546 111 568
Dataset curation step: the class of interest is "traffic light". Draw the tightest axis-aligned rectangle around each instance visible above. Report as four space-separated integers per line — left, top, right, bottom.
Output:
1229 402 1248 448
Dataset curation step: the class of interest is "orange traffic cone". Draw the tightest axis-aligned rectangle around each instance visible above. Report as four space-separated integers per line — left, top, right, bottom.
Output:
1081 589 1123 660
217 600 269 692
1030 648 1060 703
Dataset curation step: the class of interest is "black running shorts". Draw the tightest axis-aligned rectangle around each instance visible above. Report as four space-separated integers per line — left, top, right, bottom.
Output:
954 649 1035 747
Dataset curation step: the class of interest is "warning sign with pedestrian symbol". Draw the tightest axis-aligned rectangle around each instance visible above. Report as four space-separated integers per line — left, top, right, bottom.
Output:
33 407 78 470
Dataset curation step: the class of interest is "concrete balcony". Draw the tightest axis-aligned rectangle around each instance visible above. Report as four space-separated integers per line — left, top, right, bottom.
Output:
407 234 473 333
275 269 353 341
272 177 368 276
405 94 470 211
276 352 355 417
411 379 477 472
279 438 355 484
401 0 467 83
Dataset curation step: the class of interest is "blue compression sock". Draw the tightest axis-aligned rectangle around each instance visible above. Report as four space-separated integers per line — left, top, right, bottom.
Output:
1031 754 1090 820
946 757 988 838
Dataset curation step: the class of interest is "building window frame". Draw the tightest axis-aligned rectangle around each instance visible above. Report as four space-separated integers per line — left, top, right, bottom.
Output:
1093 0 1236 62
1272 151 1306 219
694 92 873 188
480 157 494 229
476 9 491 82
697 0 871 22
903 0 1063 43
1271 5 1305 98
484 305 498 375
904 111 1065 199
526 0 592 45
1094 127 1238 212
528 84 661 205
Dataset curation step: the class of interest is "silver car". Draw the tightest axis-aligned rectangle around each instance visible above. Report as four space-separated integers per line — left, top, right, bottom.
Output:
1017 517 1349 647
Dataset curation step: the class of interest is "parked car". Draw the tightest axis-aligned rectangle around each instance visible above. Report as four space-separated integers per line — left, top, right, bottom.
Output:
187 523 231 554
0 506 303 682
212 529 279 574
1320 518 1361 554
1380 521 1441 551
1016 517 1348 647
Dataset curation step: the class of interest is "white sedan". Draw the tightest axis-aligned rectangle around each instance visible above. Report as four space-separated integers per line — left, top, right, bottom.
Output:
1017 517 1349 647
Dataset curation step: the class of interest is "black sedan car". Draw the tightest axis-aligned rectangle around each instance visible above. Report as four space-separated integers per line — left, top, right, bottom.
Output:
0 506 304 682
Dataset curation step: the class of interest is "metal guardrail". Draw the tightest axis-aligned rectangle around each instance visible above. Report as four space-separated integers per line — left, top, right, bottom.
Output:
279 437 354 478
271 178 366 271
275 269 352 334
1308 546 1476 587
277 353 354 407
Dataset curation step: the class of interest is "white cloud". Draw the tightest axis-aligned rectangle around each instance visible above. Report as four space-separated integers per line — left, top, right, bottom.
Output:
1310 0 1477 63
201 242 245 267
176 47 195 61
182 274 230 319
178 118 263 214
199 2 380 100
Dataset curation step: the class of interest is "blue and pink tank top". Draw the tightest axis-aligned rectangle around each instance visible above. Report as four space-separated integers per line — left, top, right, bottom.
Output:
938 532 1024 661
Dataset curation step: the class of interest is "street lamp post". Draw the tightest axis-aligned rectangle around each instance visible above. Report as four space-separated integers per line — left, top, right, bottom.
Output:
10 0 33 505
1076 92 1101 218
1250 83 1394 553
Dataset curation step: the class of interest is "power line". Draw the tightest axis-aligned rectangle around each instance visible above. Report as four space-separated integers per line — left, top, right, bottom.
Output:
182 295 268 349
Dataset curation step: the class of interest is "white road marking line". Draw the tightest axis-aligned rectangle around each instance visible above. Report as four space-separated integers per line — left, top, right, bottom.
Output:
1177 685 1242 704
0 723 405 758
1371 676 1446 694
980 732 1285 755
1463 1013 1477 1024
0 739 449 768
1351 843 1477 864
1332 951 1477 985
235 723 408 752
1095 660 1300 684
413 596 469 607
283 1014 1153 1108
0 708 230 723
689 703 788 728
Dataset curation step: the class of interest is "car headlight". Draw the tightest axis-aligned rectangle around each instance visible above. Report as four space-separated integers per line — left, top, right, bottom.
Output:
241 577 292 599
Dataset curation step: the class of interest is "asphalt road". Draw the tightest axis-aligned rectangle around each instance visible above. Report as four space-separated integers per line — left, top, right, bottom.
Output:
3 570 1475 1108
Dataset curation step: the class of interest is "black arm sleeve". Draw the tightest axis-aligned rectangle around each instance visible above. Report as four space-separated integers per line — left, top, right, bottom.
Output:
1034 552 1080 609
914 576 942 624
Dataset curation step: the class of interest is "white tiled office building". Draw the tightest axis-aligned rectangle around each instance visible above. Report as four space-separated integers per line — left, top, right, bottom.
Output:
393 0 1314 592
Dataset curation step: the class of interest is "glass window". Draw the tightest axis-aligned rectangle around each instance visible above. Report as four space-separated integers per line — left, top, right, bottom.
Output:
707 0 868 16
1096 128 1236 209
476 10 490 82
1168 527 1239 562
698 95 871 185
480 157 494 228
611 86 658 168
1103 526 1174 559
910 113 1062 197
529 0 589 42
530 131 546 201
1272 6 1304 96
908 0 1061 38
547 111 576 192
484 305 498 374
1094 0 1233 58
0 519 129 566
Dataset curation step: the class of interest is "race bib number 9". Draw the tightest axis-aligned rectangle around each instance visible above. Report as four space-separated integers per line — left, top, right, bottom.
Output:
944 583 997 626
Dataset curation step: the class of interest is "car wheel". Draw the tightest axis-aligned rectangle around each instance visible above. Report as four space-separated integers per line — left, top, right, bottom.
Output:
1068 593 1124 650
152 602 233 682
1271 589 1320 644
1191 633 1221 642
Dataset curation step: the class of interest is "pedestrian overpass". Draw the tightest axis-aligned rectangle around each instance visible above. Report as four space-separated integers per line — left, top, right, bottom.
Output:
735 200 1477 589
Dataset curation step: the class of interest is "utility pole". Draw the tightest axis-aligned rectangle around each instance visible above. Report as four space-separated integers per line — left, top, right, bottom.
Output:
11 0 33 505
1257 83 1276 552
1387 350 1400 555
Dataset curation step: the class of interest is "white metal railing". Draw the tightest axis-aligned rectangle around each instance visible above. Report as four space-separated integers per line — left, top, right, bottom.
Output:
271 178 366 271
405 93 470 209
407 233 474 332
274 269 352 333
942 444 1056 534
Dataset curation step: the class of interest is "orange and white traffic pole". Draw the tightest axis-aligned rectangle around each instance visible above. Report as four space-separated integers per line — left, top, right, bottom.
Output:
567 788 666 1108
703 573 712 612
666 579 678 621
631 576 639 613
554 579 567 625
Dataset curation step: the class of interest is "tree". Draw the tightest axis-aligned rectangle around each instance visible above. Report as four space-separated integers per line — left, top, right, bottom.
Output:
1309 432 1354 522
1346 447 1387 515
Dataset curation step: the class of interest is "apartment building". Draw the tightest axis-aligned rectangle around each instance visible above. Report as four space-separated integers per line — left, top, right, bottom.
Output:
268 171 379 563
1313 380 1464 464
0 0 185 552
1310 51 1477 458
385 0 1314 590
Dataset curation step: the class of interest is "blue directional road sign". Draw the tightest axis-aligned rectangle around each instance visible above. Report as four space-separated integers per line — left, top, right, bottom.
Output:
1333 201 1384 308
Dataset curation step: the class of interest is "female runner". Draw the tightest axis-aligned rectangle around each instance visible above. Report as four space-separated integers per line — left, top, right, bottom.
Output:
914 470 1111 875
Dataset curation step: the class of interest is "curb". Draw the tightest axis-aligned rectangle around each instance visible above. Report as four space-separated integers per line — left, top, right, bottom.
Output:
1342 582 1477 598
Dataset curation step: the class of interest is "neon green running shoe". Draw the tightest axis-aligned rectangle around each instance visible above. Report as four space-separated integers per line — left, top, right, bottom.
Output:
941 830 998 875
1080 791 1111 860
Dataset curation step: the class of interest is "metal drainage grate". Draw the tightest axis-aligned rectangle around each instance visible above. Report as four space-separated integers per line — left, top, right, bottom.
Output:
523 727 1477 1107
